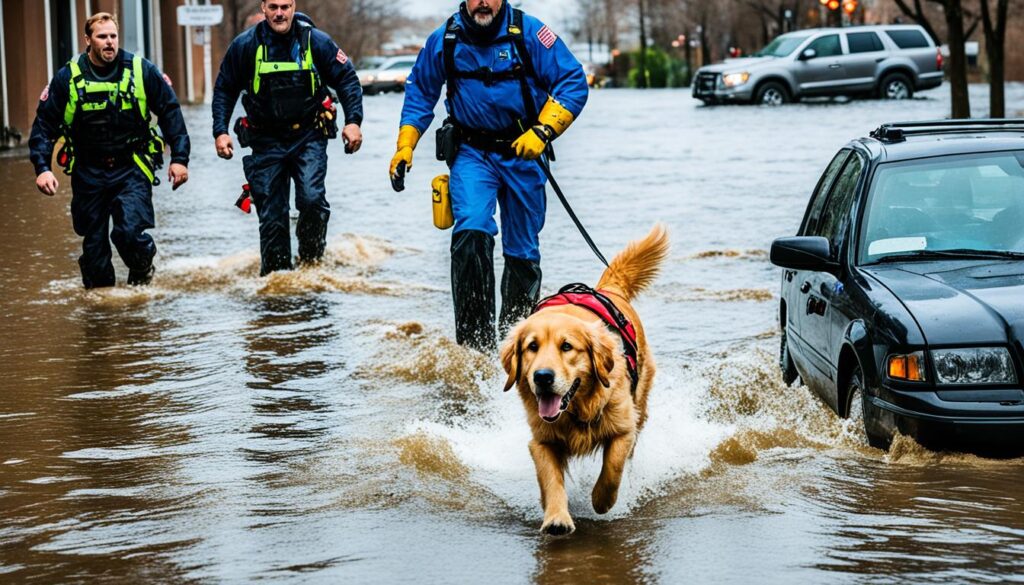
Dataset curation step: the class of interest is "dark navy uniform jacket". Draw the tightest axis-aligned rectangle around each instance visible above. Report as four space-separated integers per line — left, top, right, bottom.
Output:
29 50 190 176
212 19 363 138
401 8 588 134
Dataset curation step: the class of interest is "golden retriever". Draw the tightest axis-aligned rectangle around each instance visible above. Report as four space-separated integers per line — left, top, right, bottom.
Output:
500 224 668 535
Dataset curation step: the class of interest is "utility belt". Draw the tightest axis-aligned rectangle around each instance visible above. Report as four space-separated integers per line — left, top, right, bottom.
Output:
436 119 530 166
56 128 165 185
235 97 338 148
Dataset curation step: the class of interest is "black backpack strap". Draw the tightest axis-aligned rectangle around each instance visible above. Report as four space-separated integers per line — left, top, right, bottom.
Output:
508 9 538 125
442 16 459 104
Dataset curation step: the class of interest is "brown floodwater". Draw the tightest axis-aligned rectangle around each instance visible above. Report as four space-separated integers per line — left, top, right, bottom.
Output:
3 87 1024 584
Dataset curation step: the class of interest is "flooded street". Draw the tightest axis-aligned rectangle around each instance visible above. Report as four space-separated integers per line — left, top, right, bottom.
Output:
4 85 1024 583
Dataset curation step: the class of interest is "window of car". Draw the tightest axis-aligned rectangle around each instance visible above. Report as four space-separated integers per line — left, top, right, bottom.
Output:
801 150 850 236
754 33 811 57
807 34 842 57
813 154 864 250
859 151 1024 262
384 59 416 70
885 29 930 49
846 32 884 53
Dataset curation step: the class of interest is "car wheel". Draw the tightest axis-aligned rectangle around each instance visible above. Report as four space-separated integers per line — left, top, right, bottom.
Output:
846 366 890 450
779 327 798 386
879 73 913 100
755 82 789 106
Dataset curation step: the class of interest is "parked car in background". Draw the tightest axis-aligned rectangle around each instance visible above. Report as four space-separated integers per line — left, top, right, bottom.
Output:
357 55 418 95
771 120 1024 452
693 24 944 105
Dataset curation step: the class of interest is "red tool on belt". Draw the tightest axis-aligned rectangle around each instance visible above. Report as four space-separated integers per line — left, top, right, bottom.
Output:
235 183 252 214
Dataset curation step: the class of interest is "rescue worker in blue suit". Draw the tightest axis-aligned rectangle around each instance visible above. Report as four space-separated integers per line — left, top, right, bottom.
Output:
212 0 364 275
29 12 190 289
390 0 588 351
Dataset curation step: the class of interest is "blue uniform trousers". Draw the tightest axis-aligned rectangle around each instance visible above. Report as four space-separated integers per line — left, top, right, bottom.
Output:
450 144 547 262
243 130 330 275
70 164 155 289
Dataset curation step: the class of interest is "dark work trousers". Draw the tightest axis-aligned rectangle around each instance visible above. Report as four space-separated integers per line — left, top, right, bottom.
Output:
69 163 156 289
242 130 330 276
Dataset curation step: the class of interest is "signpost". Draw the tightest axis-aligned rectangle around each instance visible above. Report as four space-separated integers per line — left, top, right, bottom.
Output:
177 4 223 105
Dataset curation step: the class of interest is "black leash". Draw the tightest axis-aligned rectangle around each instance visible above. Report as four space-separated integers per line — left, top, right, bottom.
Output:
536 157 609 267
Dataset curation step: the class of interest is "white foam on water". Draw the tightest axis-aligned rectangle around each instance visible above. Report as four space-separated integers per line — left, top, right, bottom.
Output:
408 359 733 521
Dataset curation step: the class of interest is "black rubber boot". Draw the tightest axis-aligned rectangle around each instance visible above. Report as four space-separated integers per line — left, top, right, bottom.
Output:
127 264 155 286
499 256 542 337
451 230 496 352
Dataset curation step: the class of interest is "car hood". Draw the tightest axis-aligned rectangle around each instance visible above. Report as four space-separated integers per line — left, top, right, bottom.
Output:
699 57 778 73
864 262 1024 346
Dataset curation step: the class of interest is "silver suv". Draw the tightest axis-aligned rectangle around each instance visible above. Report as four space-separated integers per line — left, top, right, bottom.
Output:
693 25 944 105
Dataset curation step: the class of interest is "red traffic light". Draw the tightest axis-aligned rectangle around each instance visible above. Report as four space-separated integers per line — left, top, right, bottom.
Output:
827 0 840 9
843 0 858 14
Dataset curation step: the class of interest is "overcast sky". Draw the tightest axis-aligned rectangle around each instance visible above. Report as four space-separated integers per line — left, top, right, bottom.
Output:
409 0 577 33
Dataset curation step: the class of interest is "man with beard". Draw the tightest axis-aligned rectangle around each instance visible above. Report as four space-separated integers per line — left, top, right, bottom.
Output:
212 0 363 275
390 0 588 351
29 12 190 289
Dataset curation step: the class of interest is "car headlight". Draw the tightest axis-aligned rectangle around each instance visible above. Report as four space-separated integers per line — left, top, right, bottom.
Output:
722 72 750 87
362 75 376 83
932 347 1018 385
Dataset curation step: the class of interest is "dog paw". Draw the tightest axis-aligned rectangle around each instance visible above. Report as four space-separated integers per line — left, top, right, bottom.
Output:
592 483 619 514
540 513 575 536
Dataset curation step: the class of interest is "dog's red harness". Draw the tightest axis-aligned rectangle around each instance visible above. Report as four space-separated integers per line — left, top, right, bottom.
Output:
533 283 640 394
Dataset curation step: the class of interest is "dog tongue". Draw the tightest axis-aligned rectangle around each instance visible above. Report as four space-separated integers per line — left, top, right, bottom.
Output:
537 393 562 420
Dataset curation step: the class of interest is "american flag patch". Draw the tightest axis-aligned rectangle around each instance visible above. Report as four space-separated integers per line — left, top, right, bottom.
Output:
39 84 49 102
336 49 348 64
162 73 173 87
537 25 557 49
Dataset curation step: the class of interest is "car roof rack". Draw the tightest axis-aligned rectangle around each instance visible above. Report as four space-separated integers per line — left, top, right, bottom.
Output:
870 119 1024 143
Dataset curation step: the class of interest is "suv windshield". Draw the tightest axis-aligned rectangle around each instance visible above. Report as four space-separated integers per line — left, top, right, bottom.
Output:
753 34 810 58
860 151 1024 263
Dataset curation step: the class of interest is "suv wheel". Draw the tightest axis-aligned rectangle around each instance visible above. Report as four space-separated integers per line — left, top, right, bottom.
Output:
755 82 789 106
880 73 913 100
779 327 798 386
846 367 890 450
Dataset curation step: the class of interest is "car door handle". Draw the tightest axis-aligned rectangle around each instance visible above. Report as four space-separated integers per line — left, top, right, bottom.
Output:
785 270 796 282
800 281 811 294
829 64 842 69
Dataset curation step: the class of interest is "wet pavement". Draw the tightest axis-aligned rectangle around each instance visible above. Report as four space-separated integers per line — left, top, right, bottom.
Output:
2 84 1024 584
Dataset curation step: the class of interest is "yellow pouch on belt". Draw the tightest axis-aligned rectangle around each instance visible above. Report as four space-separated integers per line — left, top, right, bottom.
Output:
431 174 454 230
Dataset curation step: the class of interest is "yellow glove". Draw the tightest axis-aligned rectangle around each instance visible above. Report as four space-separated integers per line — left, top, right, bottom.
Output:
511 97 575 160
390 125 421 177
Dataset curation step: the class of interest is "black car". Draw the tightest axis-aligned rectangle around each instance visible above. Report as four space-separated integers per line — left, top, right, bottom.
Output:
771 120 1024 451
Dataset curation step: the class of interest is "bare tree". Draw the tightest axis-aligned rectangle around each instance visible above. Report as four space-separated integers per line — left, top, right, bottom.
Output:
892 0 977 118
979 0 1010 117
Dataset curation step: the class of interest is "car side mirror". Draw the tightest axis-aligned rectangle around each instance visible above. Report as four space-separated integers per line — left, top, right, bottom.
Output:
800 48 817 61
770 236 840 274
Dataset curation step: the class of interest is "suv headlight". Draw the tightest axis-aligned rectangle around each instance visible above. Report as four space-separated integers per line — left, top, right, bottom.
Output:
932 347 1018 385
722 72 750 87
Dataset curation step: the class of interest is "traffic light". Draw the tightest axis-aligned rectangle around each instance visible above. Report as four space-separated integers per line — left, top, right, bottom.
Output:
843 0 858 14
827 0 840 9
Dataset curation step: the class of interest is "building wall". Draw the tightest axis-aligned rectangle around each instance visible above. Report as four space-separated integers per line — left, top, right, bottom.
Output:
3 0 49 140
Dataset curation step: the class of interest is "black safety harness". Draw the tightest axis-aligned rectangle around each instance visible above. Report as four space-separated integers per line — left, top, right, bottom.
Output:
442 9 542 154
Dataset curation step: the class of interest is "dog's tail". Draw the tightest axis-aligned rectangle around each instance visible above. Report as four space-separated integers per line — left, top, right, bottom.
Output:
596 223 669 302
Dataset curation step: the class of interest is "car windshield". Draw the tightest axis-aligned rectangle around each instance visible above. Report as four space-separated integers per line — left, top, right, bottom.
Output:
357 57 386 70
859 151 1024 263
753 34 810 57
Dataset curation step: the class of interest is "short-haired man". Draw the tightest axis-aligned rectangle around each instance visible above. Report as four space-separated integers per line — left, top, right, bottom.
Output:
390 0 588 350
212 1 363 275
29 12 190 288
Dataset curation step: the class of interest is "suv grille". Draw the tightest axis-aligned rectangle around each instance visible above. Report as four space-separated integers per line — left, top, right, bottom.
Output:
693 72 718 96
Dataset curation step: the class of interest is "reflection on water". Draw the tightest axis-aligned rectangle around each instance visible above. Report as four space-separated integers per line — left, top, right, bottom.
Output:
4 87 1024 583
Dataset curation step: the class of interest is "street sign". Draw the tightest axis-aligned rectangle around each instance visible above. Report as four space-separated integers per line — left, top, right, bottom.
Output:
177 5 223 27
